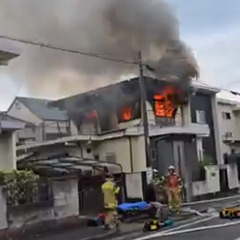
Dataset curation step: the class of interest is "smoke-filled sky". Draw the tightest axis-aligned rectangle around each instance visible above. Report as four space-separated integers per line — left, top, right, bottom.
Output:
0 0 238 109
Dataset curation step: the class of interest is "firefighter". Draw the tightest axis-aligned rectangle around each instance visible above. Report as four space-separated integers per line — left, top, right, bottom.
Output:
144 181 167 222
101 173 120 229
163 166 182 212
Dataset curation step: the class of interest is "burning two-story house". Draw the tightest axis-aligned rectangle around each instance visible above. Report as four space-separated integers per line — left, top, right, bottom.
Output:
41 76 220 202
15 43 224 202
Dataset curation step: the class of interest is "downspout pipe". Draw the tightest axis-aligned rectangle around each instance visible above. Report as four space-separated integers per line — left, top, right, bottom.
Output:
129 137 134 173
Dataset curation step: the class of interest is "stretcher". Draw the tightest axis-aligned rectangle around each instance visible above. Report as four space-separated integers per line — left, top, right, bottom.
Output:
117 201 155 221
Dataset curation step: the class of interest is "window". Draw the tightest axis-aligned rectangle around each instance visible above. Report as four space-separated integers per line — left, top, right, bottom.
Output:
196 110 206 124
15 101 21 110
117 102 141 123
222 112 231 120
105 153 116 163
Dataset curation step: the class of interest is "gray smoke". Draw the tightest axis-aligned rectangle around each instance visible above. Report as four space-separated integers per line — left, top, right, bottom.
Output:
0 0 197 98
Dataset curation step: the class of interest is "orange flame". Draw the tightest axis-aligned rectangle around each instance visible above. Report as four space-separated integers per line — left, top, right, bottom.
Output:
153 86 177 118
121 107 131 121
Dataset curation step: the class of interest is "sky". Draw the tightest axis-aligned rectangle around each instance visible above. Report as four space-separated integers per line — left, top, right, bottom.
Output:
0 0 240 110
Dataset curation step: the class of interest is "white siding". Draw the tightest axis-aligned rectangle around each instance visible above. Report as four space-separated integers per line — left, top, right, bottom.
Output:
44 120 68 134
131 136 147 172
80 122 98 135
95 136 147 173
96 138 131 172
8 100 41 124
217 102 240 155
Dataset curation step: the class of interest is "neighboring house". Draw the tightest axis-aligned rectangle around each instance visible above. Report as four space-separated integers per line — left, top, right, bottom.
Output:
217 90 240 156
215 90 240 191
7 97 75 144
0 113 25 170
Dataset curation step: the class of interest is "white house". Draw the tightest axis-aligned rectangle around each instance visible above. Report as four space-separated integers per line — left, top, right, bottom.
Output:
215 90 240 190
7 97 78 144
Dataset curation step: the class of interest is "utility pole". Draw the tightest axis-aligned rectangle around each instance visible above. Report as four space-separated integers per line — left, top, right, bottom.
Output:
138 51 151 168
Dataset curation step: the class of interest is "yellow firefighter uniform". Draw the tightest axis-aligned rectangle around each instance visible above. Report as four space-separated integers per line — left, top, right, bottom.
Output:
101 177 120 228
162 166 182 212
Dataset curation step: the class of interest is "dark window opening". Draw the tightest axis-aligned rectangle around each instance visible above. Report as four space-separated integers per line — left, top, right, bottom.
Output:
222 112 231 120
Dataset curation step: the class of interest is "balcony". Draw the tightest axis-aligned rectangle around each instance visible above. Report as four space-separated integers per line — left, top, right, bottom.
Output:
125 123 210 137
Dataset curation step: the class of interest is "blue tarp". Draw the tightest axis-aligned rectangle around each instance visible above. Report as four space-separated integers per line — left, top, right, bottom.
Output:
117 201 149 211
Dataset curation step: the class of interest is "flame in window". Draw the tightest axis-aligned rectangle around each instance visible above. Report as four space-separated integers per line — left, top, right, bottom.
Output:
121 107 132 121
85 110 98 119
153 86 177 118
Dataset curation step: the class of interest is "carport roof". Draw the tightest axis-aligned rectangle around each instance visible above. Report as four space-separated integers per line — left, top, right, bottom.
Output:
18 155 122 177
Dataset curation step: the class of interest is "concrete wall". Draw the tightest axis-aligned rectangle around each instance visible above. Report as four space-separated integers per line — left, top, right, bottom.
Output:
192 165 220 196
52 178 79 220
226 164 240 189
0 177 79 231
0 132 16 171
0 187 7 230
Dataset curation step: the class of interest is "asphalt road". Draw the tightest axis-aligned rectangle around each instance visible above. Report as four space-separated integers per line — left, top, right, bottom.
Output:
21 195 240 240
127 215 240 240
157 223 240 240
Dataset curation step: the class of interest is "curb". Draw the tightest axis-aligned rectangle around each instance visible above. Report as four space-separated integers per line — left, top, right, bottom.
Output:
182 194 240 206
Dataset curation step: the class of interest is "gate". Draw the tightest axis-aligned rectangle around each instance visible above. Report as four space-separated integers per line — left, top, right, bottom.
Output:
79 179 104 215
78 174 124 215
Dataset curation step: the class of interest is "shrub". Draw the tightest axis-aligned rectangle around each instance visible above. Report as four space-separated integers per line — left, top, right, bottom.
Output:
0 170 39 206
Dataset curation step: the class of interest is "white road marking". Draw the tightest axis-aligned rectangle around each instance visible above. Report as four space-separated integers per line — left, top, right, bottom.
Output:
181 195 240 206
161 219 240 238
110 215 210 240
131 214 218 240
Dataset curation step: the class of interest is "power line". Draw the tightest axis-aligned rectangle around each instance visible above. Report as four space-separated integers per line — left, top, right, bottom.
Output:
0 34 138 65
221 79 240 89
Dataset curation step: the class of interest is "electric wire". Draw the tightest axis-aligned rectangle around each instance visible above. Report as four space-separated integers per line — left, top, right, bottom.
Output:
0 34 138 65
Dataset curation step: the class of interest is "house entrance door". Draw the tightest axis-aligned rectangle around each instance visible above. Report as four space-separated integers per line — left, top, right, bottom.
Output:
173 140 191 202
173 141 185 179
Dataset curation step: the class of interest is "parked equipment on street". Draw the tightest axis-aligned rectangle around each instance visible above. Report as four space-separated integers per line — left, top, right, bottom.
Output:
142 219 173 232
219 206 240 219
